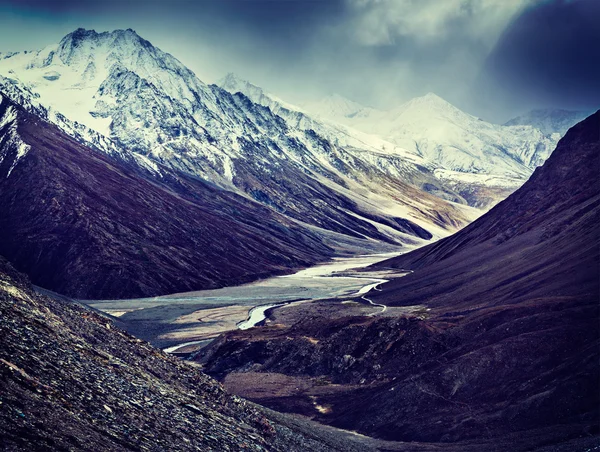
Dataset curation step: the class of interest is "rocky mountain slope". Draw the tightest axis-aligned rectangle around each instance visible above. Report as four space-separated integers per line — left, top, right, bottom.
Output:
0 255 381 451
0 92 336 299
198 112 600 450
0 28 475 247
218 73 453 195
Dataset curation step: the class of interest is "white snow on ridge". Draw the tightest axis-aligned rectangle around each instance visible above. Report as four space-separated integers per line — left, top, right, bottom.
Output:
301 93 374 121
0 104 30 178
309 92 558 177
218 75 568 201
434 168 524 189
132 152 162 177
0 105 17 129
6 140 30 177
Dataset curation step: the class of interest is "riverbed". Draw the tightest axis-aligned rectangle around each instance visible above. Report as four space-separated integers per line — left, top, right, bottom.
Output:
87 251 407 352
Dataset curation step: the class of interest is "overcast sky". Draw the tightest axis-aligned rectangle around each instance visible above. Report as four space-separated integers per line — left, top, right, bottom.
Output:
0 0 598 122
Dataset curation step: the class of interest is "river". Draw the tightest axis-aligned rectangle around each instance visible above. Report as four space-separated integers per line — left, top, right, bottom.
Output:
87 251 407 354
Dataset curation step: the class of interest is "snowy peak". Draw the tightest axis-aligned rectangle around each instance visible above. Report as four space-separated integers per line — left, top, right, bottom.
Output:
10 26 203 92
40 28 157 72
406 92 449 106
392 92 468 121
217 72 303 115
326 90 563 191
218 72 267 104
504 108 590 136
58 28 151 56
302 92 465 127
219 72 255 94
0 28 213 137
302 93 371 120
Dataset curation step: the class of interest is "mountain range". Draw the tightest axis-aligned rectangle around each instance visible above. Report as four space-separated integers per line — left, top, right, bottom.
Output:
220 74 581 208
0 29 490 282
0 26 598 452
0 28 587 300
0 28 484 299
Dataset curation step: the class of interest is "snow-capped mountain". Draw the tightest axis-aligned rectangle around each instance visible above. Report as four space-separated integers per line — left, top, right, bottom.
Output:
219 76 566 208
504 108 590 136
301 93 374 120
312 92 559 172
298 92 563 207
217 73 463 203
0 28 477 251
220 72 301 118
0 93 338 298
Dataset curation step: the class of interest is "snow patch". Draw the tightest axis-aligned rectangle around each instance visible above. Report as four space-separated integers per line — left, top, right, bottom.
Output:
7 140 30 177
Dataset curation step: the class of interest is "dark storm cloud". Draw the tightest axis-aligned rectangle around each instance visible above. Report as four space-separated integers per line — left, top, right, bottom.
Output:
0 0 595 121
474 0 600 120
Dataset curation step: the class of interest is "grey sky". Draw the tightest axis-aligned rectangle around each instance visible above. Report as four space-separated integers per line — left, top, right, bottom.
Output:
0 0 597 122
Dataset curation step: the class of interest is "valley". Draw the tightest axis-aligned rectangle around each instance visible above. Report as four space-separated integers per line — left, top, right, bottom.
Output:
0 14 597 452
195 112 600 450
87 251 411 353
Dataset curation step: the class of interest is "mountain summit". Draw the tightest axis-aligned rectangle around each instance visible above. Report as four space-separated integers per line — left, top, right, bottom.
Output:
505 108 591 136
301 93 372 120
219 75 569 208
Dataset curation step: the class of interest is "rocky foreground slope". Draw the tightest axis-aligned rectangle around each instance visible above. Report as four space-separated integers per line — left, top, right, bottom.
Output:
0 255 381 451
198 112 600 450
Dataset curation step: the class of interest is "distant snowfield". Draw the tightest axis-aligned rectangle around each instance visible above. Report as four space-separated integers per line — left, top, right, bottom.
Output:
0 45 113 136
299 91 558 176
221 74 564 189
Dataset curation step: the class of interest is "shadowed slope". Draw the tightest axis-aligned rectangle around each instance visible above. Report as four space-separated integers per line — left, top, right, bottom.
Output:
200 112 600 449
371 110 600 311
0 94 333 299
329 111 600 441
0 256 380 451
